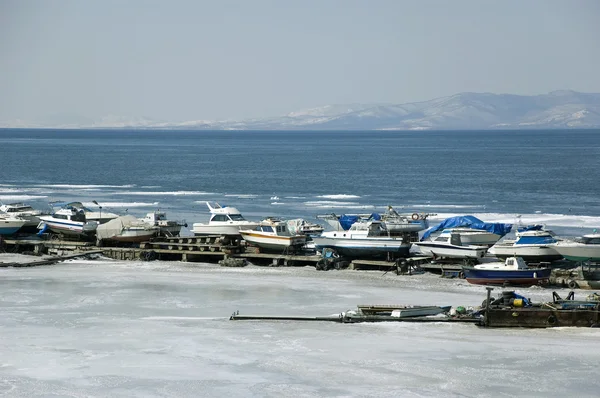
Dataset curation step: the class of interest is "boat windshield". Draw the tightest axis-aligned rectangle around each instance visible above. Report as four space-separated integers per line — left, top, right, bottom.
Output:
229 214 246 221
261 226 274 233
582 237 600 245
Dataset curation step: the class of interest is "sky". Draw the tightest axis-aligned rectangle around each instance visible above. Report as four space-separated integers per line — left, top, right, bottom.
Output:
1 0 599 124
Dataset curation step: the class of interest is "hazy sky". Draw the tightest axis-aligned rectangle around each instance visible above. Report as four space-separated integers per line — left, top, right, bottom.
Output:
1 0 599 123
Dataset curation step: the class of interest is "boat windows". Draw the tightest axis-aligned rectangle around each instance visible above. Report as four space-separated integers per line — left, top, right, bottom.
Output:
276 225 287 233
211 215 229 222
434 236 447 242
72 212 87 222
229 214 246 221
54 214 69 220
261 226 274 233
583 237 600 245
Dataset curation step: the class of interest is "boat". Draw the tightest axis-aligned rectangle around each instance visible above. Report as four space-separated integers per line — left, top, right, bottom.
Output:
420 215 512 246
285 218 324 237
0 202 44 233
312 219 411 259
140 211 186 237
0 215 28 235
481 289 600 328
191 202 260 236
412 230 488 260
552 233 600 262
51 201 120 224
487 225 563 263
462 256 551 286
317 206 431 235
96 215 157 244
240 217 306 252
38 207 99 237
354 304 452 318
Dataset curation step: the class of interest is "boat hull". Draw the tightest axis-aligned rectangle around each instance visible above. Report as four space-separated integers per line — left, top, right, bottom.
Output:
462 266 551 286
240 231 306 252
552 244 600 262
312 237 411 259
100 229 157 243
0 221 26 235
192 223 260 236
487 244 562 263
38 219 97 236
413 242 487 259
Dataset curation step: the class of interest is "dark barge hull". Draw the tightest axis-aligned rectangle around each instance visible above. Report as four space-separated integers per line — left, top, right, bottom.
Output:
484 307 600 328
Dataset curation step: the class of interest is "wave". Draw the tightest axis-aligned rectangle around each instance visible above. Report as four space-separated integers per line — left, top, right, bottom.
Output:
113 191 215 196
285 196 307 199
317 194 361 199
81 201 160 208
34 184 136 189
224 194 259 198
271 202 285 205
408 204 487 209
304 200 361 207
0 194 49 201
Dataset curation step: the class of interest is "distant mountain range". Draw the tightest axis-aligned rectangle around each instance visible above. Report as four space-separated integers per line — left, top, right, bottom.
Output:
3 90 600 130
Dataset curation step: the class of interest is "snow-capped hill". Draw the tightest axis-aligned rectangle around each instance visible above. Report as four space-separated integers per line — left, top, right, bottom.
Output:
3 91 600 130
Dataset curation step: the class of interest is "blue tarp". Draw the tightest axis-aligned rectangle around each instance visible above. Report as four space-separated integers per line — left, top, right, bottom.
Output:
338 213 381 230
420 215 512 241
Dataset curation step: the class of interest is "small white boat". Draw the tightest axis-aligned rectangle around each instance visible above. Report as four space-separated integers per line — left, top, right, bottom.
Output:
312 219 411 259
52 201 119 224
487 226 562 263
412 230 488 259
38 208 99 237
192 202 259 236
436 227 502 246
0 202 44 232
553 233 600 262
0 215 28 235
96 215 157 244
140 211 185 237
240 217 306 252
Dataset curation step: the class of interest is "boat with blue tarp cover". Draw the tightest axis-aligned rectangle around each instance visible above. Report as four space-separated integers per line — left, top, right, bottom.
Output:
420 215 512 244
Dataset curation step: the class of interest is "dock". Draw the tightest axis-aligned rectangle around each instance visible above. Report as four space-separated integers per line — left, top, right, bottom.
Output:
0 250 104 268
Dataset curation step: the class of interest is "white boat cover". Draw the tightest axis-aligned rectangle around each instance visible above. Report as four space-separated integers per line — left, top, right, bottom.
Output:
96 215 150 241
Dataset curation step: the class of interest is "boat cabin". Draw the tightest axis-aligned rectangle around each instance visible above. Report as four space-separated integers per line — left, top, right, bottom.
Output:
0 203 38 214
580 234 600 245
475 257 528 270
52 208 87 223
434 232 465 246
250 218 294 236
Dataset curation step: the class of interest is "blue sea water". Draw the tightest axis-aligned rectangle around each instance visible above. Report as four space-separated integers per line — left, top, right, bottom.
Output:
1 128 600 234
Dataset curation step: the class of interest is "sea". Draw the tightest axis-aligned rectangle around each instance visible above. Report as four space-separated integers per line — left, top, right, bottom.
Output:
1 128 600 397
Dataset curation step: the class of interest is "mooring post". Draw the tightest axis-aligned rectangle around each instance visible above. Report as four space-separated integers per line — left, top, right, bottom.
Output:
484 287 494 327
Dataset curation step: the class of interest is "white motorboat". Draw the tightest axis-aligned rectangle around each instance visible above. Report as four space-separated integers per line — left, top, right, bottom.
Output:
140 211 185 237
38 208 99 237
52 201 120 224
312 219 411 259
436 227 503 246
0 215 28 235
0 202 44 233
487 226 562 263
553 233 600 262
317 207 430 234
412 230 488 260
192 202 260 236
239 217 306 252
96 215 158 244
